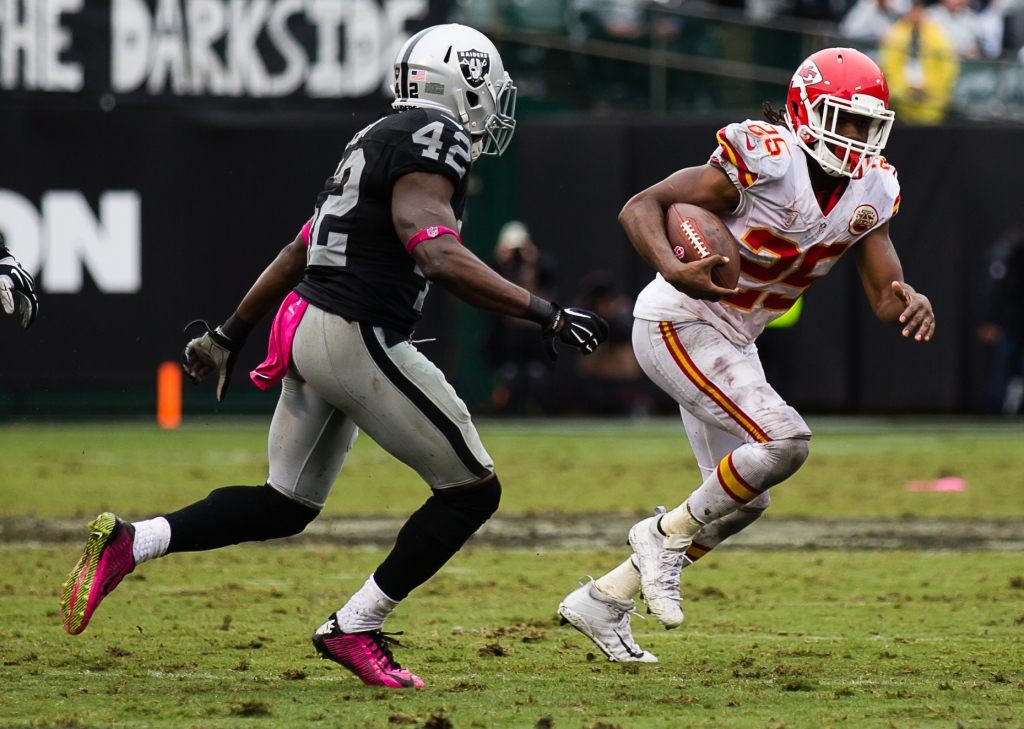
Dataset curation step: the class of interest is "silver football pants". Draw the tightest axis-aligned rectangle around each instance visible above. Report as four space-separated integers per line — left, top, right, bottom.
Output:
266 305 494 510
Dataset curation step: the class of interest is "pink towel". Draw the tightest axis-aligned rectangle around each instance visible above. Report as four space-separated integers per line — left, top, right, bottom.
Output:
249 221 313 390
250 291 309 390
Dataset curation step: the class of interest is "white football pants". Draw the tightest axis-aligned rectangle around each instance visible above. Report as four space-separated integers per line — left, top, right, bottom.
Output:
633 318 811 447
633 318 810 520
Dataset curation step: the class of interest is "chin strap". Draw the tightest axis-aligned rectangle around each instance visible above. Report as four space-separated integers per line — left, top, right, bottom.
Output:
454 88 470 125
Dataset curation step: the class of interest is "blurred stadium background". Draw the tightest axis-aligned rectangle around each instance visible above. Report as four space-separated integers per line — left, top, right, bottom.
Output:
1 0 1023 419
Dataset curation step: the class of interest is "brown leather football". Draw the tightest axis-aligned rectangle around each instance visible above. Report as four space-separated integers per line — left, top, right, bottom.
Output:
665 203 741 290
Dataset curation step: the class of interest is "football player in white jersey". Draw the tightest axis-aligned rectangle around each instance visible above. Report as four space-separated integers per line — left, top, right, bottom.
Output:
558 48 935 662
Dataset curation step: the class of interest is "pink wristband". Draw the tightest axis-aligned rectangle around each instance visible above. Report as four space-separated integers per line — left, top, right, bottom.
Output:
300 219 312 247
406 226 461 254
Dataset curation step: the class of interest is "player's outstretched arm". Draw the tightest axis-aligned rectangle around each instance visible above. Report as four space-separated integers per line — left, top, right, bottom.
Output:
619 165 740 301
855 222 935 342
184 233 307 399
395 171 609 357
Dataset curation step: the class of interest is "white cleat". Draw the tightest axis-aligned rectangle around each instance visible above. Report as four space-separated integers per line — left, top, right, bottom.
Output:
558 578 658 663
627 510 686 629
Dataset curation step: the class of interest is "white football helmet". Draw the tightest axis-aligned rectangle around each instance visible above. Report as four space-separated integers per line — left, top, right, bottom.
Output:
392 24 516 160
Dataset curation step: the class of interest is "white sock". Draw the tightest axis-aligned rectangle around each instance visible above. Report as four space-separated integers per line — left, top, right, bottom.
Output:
594 558 641 601
131 517 171 564
335 575 400 633
660 500 704 539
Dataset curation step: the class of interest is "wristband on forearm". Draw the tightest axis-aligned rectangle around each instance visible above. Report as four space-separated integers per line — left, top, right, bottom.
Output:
220 311 255 343
524 295 559 332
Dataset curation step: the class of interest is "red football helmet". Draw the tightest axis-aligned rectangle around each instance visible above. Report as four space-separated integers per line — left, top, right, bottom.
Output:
785 48 895 179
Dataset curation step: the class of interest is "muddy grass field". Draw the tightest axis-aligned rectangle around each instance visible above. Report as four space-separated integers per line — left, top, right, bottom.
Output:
3 548 1024 729
2 418 1023 727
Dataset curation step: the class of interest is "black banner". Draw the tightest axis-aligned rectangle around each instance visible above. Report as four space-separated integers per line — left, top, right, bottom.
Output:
0 0 450 108
0 109 1015 415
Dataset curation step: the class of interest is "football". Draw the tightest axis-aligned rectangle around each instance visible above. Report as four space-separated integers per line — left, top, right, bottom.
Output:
665 203 741 289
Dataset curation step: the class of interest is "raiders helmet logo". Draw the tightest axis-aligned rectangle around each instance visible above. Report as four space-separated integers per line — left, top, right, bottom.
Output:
849 205 879 235
457 49 490 88
793 60 823 87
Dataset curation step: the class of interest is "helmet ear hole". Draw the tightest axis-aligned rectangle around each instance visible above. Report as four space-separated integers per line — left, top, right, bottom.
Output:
466 91 481 108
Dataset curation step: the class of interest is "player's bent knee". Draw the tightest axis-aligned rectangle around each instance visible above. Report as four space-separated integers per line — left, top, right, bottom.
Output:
766 437 809 474
262 485 321 539
423 474 502 550
434 474 502 522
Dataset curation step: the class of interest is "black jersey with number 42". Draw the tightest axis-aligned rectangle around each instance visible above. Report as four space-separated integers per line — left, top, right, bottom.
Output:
295 108 473 336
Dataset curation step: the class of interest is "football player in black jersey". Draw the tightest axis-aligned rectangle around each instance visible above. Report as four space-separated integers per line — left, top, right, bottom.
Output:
0 233 39 329
60 24 609 689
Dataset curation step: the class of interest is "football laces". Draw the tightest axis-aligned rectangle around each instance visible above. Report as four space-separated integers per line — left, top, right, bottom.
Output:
679 219 711 259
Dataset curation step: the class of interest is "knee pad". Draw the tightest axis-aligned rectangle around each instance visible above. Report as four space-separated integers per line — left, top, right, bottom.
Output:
767 437 809 471
259 484 321 539
418 475 502 550
760 437 809 485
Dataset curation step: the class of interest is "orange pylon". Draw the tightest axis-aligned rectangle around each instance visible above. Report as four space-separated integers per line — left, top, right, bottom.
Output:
157 361 182 429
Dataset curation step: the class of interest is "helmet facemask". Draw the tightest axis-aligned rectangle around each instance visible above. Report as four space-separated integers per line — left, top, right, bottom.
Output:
790 78 894 178
456 75 517 160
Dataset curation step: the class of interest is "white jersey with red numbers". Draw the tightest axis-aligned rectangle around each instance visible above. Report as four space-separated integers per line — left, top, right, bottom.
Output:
634 120 901 345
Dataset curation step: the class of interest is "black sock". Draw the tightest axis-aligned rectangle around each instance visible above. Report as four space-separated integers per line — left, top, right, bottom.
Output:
374 477 501 601
164 484 319 553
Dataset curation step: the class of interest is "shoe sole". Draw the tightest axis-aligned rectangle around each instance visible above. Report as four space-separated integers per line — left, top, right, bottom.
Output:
61 512 117 635
557 604 615 661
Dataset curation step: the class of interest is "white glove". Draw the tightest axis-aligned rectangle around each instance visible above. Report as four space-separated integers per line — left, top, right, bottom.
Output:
183 320 244 402
0 251 39 329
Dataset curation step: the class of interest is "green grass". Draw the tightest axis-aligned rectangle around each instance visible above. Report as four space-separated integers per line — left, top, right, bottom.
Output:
2 418 1024 519
2 547 1023 728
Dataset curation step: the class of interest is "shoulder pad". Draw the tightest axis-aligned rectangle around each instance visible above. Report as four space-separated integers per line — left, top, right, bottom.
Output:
862 156 901 220
710 121 794 190
420 106 463 129
388 107 461 133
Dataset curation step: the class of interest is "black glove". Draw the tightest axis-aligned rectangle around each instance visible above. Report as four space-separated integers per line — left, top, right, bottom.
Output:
182 315 250 402
0 240 39 329
542 304 610 360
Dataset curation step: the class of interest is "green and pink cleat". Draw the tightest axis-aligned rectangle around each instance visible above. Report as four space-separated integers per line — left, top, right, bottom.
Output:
60 512 136 635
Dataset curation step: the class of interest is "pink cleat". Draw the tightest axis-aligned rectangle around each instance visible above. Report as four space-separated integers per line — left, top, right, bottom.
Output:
61 513 135 635
312 617 424 688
